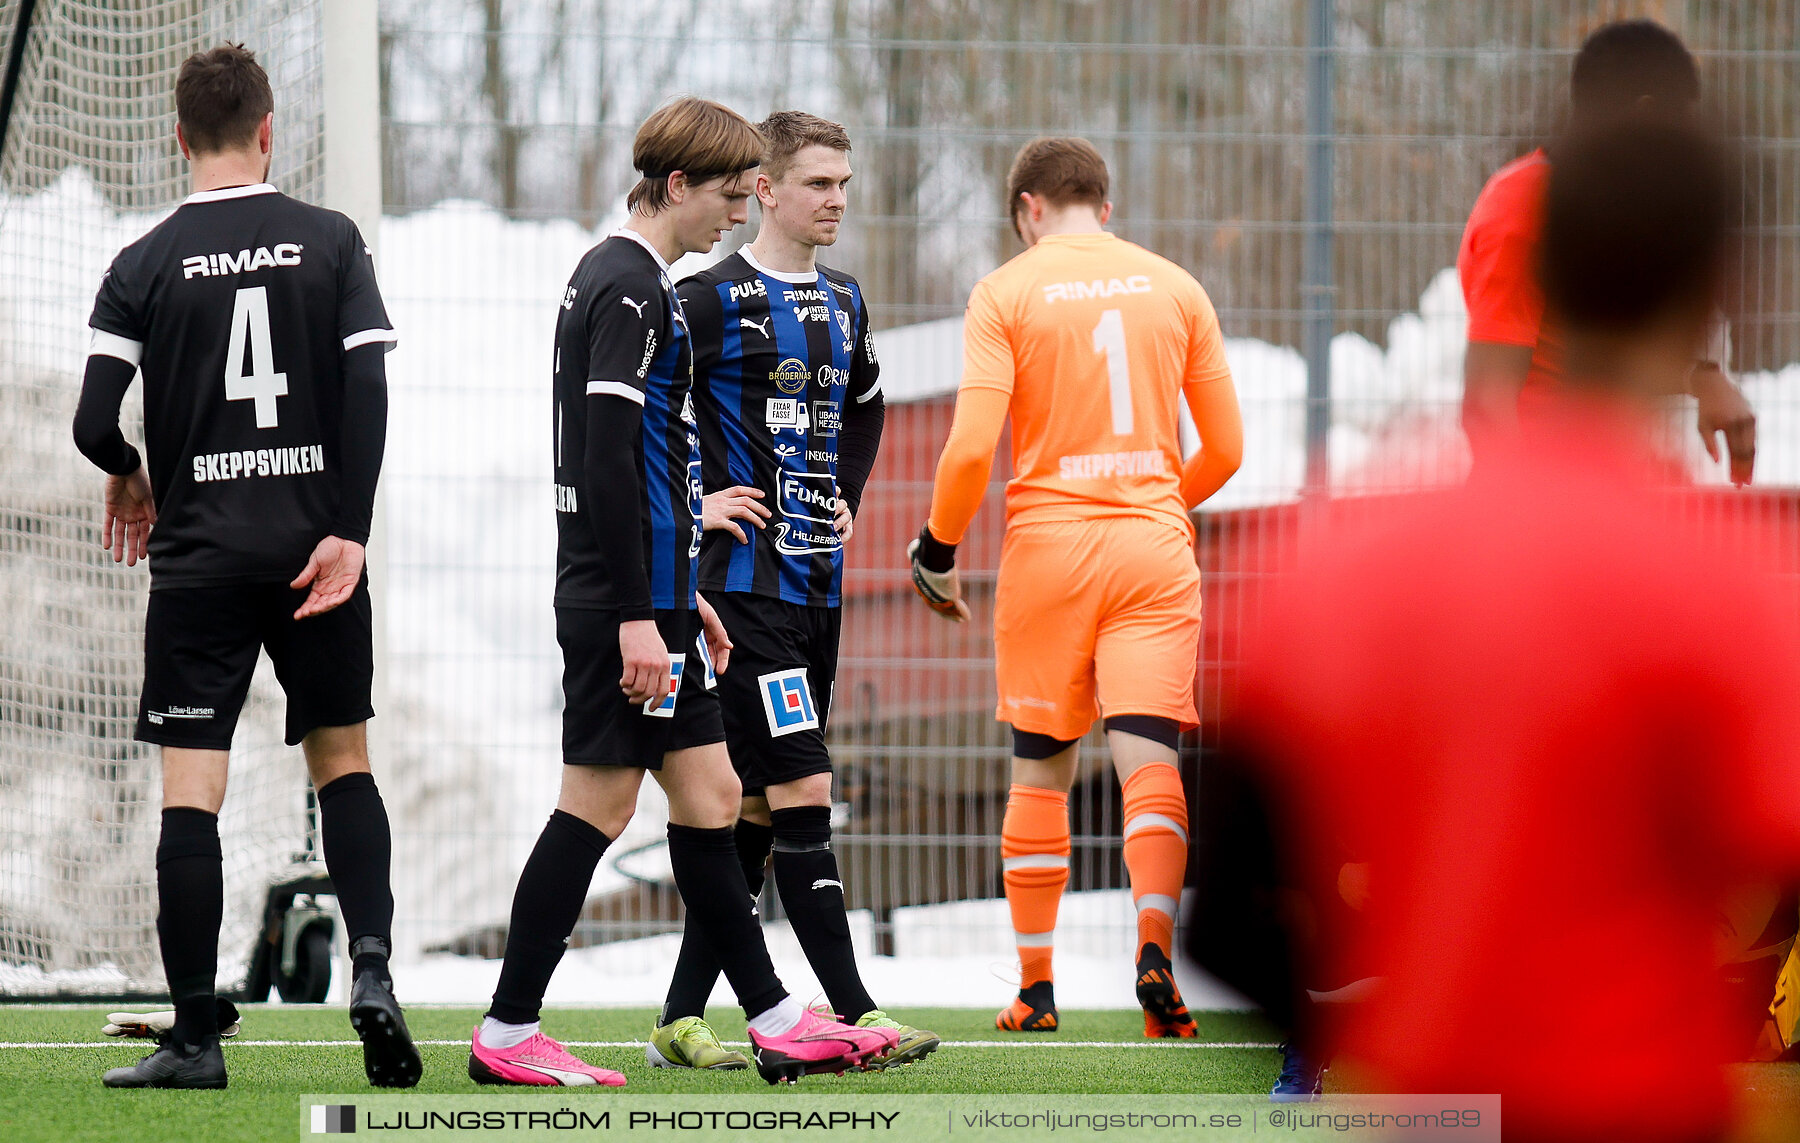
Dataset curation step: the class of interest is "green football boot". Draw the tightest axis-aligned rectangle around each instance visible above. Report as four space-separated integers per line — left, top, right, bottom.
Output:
645 1016 750 1070
854 1010 942 1069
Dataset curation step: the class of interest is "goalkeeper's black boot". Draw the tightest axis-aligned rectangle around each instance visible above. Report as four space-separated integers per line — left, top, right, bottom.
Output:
102 1033 227 1089
349 938 423 1088
1135 944 1197 1038
995 981 1059 1032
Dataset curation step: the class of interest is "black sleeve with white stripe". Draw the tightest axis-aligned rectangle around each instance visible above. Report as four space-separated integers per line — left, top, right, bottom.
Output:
337 220 397 354
77 257 147 476
88 250 145 347
583 267 662 403
584 392 654 619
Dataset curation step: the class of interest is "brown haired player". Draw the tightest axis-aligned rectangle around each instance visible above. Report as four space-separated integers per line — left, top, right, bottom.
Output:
650 110 938 1072
908 137 1244 1036
76 44 418 1090
1461 18 1755 481
469 98 894 1088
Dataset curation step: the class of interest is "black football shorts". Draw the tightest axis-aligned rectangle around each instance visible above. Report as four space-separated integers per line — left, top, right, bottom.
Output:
709 591 839 796
556 606 725 768
137 580 375 750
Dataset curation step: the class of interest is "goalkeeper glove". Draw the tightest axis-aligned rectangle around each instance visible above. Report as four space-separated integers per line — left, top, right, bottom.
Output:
104 998 241 1039
907 524 970 622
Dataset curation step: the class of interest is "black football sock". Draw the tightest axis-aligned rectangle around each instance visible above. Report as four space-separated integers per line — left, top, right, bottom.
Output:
771 805 877 1023
316 771 395 980
666 823 786 1020
486 810 611 1025
660 818 774 1024
156 807 223 1045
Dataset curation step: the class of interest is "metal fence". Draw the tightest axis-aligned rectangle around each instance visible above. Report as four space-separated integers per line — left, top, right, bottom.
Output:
2 0 1797 1003
371 0 1800 990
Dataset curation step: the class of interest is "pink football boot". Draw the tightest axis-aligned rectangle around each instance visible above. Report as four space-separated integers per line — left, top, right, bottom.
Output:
748 1007 899 1084
468 1026 627 1087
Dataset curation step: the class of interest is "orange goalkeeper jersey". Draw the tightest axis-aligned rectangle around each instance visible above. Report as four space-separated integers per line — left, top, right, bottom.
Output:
931 232 1236 544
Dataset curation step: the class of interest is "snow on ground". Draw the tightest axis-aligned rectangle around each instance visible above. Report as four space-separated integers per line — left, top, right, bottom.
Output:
348 890 1251 1012
5 172 1795 1003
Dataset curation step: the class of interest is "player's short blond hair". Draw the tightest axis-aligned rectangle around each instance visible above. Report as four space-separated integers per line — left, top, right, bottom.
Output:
757 111 852 183
627 98 763 215
1006 137 1109 232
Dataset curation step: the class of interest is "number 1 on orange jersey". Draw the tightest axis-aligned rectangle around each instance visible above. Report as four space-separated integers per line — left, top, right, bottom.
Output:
1093 308 1133 435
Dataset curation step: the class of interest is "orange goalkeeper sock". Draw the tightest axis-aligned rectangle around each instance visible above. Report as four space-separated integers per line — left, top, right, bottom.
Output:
1001 784 1070 989
1121 763 1188 958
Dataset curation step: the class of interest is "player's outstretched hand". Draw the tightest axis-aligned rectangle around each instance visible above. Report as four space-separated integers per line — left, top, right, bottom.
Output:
696 592 733 677
102 463 157 566
907 531 970 623
703 485 771 542
833 497 854 542
290 536 366 619
1693 365 1755 486
619 618 672 707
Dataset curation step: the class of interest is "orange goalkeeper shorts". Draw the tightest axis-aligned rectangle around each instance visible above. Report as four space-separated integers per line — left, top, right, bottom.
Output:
992 516 1201 741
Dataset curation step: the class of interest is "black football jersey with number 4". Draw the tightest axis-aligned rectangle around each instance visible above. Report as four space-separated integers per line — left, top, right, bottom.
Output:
87 183 394 589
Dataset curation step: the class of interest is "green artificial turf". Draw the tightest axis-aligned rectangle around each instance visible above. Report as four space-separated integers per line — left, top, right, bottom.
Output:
0 1005 1283 1143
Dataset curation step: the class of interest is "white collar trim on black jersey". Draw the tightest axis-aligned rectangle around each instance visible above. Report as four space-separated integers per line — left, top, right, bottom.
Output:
609 226 673 275
739 246 820 285
184 182 279 205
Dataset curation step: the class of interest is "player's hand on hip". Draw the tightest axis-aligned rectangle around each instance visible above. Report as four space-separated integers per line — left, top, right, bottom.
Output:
102 463 157 566
907 533 971 623
619 618 671 706
696 592 733 676
1693 365 1756 486
703 486 770 543
290 536 365 619
833 497 854 542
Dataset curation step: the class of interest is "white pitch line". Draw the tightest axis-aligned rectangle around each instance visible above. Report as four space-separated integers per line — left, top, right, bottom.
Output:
2 1039 1278 1051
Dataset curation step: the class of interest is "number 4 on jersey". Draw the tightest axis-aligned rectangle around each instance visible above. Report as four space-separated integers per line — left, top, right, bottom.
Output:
225 285 288 428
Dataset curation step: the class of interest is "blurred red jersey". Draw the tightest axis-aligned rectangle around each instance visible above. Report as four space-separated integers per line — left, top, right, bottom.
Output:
1459 150 1562 413
1237 407 1800 1143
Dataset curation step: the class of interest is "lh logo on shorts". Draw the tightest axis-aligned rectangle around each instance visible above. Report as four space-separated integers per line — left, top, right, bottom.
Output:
643 653 686 718
758 668 819 737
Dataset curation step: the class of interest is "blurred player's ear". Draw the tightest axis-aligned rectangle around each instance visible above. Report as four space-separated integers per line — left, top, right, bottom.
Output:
1098 202 1112 225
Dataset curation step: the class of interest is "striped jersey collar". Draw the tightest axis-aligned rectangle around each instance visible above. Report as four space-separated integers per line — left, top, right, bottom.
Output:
184 183 278 205
740 245 819 285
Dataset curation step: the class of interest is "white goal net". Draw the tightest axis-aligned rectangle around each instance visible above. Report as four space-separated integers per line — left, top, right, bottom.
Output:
0 0 329 998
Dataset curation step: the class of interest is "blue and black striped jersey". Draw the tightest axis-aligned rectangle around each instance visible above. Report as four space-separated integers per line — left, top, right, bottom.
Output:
553 230 701 612
682 250 881 607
